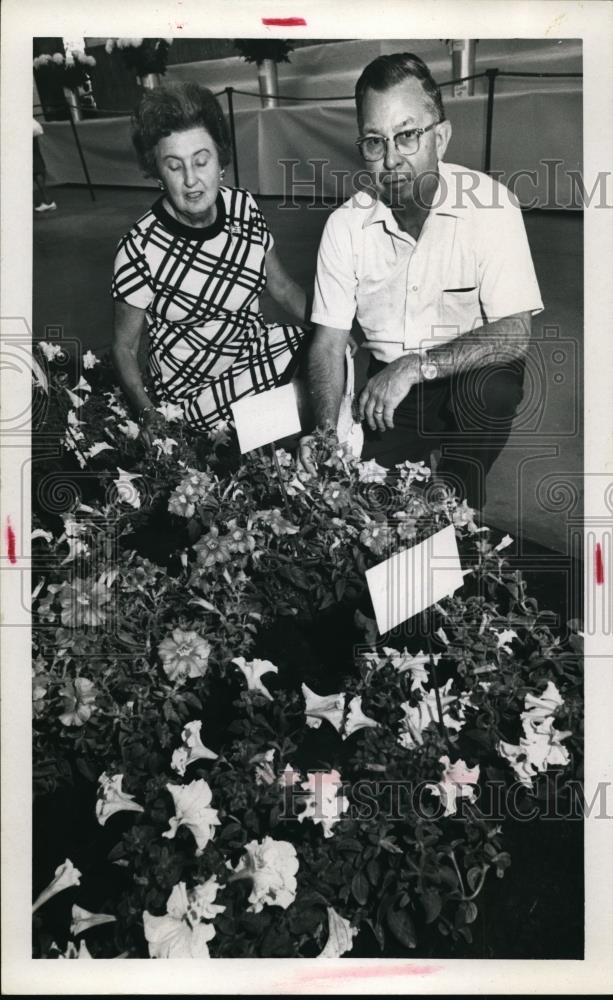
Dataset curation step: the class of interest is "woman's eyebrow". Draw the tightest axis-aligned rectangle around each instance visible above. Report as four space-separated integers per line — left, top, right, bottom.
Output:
162 148 211 160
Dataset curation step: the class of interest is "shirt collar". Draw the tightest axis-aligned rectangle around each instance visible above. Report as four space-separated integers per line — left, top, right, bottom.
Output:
361 160 465 230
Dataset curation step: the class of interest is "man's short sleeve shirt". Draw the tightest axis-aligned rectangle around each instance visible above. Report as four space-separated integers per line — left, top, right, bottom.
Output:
310 160 544 362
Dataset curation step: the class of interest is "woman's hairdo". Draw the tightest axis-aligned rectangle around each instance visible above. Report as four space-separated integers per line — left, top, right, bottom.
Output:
132 82 232 177
355 52 445 125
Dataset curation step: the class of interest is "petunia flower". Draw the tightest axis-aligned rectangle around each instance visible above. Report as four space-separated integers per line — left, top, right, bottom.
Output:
359 521 394 556
225 519 256 554
252 748 277 786
451 500 487 534
95 772 144 826
494 628 519 654
118 419 140 439
495 533 514 552
152 436 178 456
279 763 300 787
82 350 100 370
113 468 142 509
384 647 437 690
318 906 358 958
396 459 431 483
59 516 89 563
521 680 564 722
193 526 232 568
156 401 183 422
171 720 218 776
58 579 111 627
143 880 220 958
38 341 63 362
343 696 379 739
227 836 299 913
86 442 113 459
158 628 211 683
32 858 81 912
298 770 349 838
301 683 345 733
253 508 299 536
398 679 466 749
65 388 85 409
57 939 93 959
209 420 231 448
232 656 278 700
73 377 92 394
357 459 388 484
31 527 54 544
163 779 220 855
59 677 97 726
426 755 480 817
70 904 116 936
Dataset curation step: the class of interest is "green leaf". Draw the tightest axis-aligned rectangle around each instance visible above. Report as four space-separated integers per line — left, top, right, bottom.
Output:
466 866 483 893
367 858 381 886
351 870 369 906
386 902 416 949
421 889 442 924
457 900 478 926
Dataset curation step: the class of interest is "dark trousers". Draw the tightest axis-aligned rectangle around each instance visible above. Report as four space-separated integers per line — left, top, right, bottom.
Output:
361 355 526 508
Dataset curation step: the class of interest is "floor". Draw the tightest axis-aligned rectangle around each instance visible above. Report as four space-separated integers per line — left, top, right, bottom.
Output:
33 186 583 560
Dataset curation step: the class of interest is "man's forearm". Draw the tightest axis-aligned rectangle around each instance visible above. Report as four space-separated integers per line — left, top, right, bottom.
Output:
306 334 347 428
423 311 532 378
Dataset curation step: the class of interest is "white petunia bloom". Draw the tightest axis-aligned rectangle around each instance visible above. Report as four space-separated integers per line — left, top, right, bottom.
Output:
143 881 219 958
95 772 144 826
383 646 437 690
31 528 53 544
426 755 480 817
59 516 89 563
82 351 100 370
301 683 345 733
398 679 467 749
298 770 348 838
495 533 514 552
114 468 142 509
32 858 82 913
171 721 218 776
318 906 358 958
232 657 278 700
86 442 113 459
521 680 564 723
357 459 388 484
494 628 518 654
57 939 93 959
251 748 277 786
163 779 220 855
343 696 379 739
228 836 299 913
118 419 140 440
39 341 63 361
65 388 85 409
155 401 184 422
152 436 179 456
73 377 92 394
70 905 116 936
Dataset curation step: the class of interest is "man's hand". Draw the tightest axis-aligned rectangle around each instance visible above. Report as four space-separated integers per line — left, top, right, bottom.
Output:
358 354 421 431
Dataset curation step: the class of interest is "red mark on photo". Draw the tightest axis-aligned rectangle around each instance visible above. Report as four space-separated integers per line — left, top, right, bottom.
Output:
262 17 307 26
595 542 604 585
6 517 17 565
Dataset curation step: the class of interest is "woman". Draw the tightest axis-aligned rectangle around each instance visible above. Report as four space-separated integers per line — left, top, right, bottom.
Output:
33 117 57 213
111 83 309 442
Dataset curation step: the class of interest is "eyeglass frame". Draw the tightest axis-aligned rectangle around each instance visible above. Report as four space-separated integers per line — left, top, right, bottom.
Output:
355 119 445 161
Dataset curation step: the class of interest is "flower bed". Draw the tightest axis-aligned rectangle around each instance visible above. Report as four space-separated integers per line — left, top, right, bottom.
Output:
31 345 583 959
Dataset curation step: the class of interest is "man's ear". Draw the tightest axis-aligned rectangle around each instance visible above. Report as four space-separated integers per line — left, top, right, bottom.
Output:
435 119 452 160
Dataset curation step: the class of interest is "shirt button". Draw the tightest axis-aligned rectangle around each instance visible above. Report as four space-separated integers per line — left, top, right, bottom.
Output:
412 284 419 292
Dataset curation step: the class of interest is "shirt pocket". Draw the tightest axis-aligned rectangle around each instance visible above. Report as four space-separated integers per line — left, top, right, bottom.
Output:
441 287 483 333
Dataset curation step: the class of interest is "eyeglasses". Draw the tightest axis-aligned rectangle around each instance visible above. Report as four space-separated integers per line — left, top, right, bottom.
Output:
355 120 443 162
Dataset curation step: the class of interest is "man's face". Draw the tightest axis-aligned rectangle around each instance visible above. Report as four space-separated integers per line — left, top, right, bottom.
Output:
358 77 450 210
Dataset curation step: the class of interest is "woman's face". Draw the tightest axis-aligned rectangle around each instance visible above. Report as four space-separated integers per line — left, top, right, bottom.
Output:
155 126 221 226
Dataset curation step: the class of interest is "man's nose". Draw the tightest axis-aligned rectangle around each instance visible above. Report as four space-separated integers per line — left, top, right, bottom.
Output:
383 137 402 170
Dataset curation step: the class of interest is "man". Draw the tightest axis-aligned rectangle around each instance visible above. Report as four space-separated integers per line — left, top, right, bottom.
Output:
301 53 543 507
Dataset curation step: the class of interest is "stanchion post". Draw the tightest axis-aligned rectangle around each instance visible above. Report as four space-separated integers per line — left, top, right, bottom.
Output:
483 68 499 175
225 87 240 189
66 101 96 202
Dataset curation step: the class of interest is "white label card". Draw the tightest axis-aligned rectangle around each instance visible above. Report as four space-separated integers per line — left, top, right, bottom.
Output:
366 523 464 634
231 383 301 453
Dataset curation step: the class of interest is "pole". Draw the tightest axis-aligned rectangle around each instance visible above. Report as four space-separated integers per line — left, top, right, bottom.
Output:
66 100 96 202
483 68 498 175
225 87 240 188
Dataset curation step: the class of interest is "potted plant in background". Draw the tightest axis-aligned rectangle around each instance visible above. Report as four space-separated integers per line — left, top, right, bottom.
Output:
33 49 97 122
105 38 173 89
234 39 294 108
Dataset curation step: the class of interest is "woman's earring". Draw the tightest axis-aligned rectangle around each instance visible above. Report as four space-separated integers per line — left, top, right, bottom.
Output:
220 168 225 180
157 180 165 190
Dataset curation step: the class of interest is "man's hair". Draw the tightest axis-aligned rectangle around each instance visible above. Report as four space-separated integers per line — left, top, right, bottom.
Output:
132 82 232 178
355 53 445 125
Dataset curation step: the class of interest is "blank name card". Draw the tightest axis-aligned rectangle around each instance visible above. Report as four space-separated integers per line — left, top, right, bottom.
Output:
366 523 464 634
231 383 301 453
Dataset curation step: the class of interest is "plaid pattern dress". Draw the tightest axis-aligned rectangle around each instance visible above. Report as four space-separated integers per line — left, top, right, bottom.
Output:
112 186 305 432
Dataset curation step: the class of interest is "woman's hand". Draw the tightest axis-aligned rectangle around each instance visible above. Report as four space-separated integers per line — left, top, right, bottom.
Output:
138 407 168 448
